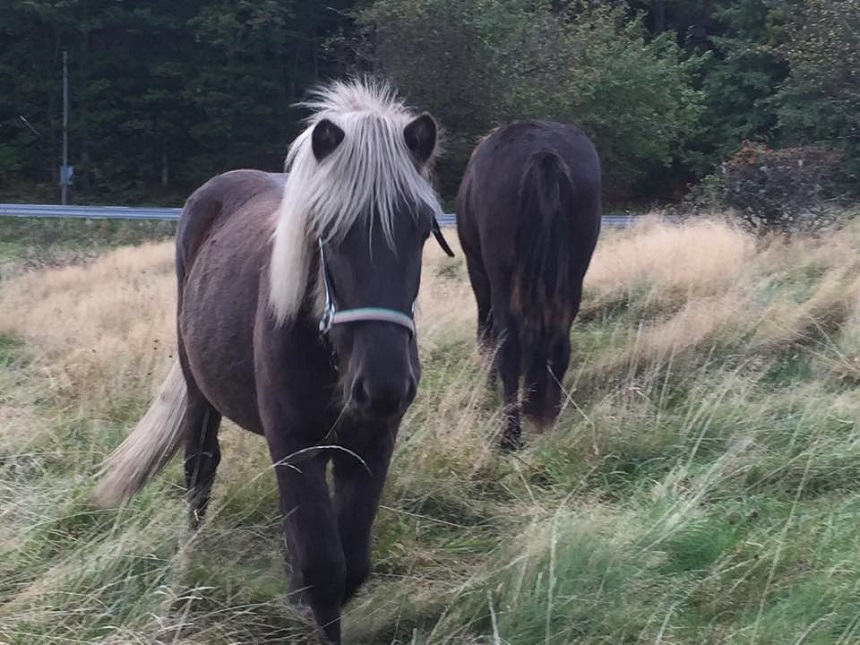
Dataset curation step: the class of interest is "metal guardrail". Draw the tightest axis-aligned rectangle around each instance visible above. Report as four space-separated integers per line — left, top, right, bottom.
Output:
0 203 640 228
0 203 183 222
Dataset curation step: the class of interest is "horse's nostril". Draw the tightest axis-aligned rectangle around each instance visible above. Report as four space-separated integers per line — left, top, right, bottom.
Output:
369 392 401 417
350 378 415 418
351 378 370 408
405 378 417 404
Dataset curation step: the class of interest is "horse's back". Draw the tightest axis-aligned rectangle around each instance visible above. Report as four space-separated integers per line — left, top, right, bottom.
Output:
177 169 285 277
175 168 285 433
459 121 600 221
457 120 601 275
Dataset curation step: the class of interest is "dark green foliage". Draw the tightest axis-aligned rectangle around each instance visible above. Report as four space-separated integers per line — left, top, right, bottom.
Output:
777 0 860 194
0 0 355 204
684 1 789 176
1 0 859 207
357 0 703 201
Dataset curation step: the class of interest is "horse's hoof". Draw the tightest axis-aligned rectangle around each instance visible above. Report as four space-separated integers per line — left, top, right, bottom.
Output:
499 430 523 452
187 507 205 531
287 589 313 618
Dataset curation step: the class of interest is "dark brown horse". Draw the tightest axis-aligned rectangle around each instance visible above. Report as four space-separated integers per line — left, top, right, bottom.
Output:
455 120 601 449
90 79 453 644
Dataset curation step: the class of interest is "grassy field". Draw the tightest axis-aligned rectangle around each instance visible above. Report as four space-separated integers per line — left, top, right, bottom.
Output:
1 214 859 644
0 218 176 281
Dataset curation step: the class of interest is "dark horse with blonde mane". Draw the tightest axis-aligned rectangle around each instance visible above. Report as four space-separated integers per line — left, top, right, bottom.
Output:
456 121 601 450
91 79 453 644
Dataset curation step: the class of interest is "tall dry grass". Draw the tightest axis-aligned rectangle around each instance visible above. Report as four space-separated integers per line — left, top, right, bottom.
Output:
0 241 177 419
1 215 860 644
575 215 860 391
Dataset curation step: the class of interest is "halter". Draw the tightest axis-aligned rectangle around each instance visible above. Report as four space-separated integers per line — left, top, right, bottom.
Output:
317 216 455 338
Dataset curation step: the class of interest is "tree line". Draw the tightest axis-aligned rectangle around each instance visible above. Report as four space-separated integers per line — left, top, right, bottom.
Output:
0 0 857 207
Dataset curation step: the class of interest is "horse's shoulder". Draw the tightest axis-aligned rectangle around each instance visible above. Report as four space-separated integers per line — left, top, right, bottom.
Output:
177 169 285 269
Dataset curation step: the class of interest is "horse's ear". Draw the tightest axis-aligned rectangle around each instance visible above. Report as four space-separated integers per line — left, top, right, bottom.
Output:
404 113 437 165
312 118 345 162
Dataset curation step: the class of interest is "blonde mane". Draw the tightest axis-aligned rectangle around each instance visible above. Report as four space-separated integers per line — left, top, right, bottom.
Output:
268 78 443 326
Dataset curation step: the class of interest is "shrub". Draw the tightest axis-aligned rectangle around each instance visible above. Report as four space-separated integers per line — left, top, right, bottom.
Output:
706 141 843 236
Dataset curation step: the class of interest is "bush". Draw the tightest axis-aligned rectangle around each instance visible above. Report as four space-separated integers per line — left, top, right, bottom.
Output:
706 141 843 236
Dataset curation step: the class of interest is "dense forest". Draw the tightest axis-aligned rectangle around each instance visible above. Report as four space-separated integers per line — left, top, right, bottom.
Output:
0 0 857 208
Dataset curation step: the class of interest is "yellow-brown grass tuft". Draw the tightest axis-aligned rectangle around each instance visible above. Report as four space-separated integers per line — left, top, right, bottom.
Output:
575 216 860 390
0 241 178 417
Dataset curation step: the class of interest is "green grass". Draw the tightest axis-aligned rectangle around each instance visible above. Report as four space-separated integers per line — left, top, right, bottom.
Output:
0 217 176 279
1 217 860 644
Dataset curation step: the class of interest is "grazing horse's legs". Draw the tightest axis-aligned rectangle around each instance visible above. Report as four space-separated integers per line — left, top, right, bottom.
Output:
522 335 571 430
333 429 397 602
269 442 344 645
493 301 523 451
465 254 494 352
465 252 502 393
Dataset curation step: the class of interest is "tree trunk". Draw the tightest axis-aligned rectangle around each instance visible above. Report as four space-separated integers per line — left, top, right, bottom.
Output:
652 0 666 34
161 144 169 187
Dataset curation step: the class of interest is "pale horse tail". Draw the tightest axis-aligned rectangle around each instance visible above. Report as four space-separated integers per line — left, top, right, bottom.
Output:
90 360 188 508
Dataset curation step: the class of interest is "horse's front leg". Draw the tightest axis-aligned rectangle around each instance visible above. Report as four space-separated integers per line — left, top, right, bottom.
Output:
268 438 345 645
332 427 397 603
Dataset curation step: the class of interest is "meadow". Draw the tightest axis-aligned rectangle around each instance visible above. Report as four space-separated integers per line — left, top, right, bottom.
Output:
1 213 859 644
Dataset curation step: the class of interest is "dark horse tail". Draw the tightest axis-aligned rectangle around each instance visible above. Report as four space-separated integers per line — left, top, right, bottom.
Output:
510 150 575 347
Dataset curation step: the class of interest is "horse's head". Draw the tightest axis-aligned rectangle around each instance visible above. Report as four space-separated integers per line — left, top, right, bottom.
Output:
522 332 572 432
309 110 451 420
269 80 454 420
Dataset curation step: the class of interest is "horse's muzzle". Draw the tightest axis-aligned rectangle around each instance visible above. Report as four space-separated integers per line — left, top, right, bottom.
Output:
350 373 417 419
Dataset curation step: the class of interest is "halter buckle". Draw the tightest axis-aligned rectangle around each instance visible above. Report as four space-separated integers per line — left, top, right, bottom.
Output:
319 305 334 334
